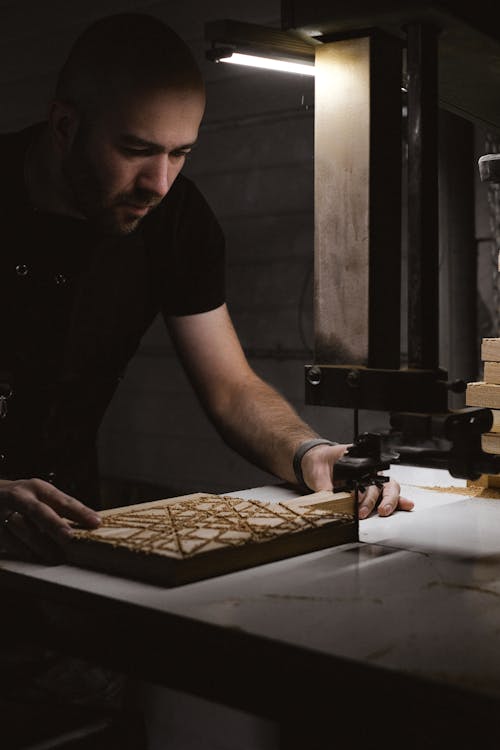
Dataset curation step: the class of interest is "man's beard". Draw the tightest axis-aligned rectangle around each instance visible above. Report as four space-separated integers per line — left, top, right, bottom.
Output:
61 138 160 236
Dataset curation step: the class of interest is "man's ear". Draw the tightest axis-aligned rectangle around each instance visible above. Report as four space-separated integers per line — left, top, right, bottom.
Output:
48 100 80 154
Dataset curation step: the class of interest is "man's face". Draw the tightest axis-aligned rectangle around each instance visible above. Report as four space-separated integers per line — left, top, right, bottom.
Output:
61 88 205 235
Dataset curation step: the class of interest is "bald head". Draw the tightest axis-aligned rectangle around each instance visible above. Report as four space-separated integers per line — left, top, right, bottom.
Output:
55 13 205 115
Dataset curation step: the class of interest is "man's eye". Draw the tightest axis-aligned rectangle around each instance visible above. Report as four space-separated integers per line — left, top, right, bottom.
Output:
121 147 150 156
171 150 191 160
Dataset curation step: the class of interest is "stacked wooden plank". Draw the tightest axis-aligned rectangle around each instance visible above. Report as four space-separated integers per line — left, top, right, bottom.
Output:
466 338 500 465
465 339 500 488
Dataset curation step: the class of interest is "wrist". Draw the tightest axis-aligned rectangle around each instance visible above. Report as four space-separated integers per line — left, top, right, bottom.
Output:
293 438 338 492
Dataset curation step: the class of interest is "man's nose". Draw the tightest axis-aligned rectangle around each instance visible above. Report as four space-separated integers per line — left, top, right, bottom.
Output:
137 155 169 197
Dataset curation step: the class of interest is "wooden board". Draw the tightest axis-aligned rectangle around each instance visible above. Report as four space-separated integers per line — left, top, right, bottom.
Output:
466 338 500 465
489 409 500 433
482 433 500 455
64 490 357 587
466 381 500 409
481 338 500 363
484 362 500 385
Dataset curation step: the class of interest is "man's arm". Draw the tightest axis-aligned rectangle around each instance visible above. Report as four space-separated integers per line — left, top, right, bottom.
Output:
166 304 413 517
168 303 325 484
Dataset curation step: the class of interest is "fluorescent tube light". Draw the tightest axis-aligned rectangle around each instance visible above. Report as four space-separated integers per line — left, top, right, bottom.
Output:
218 51 315 76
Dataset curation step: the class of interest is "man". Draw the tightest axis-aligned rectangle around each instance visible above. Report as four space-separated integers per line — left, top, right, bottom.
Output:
0 13 412 559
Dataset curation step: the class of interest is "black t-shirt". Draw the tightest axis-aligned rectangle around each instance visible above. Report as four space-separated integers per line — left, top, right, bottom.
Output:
0 123 225 506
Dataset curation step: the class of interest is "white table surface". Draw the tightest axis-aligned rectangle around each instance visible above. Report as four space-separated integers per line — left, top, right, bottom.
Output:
2 465 500 719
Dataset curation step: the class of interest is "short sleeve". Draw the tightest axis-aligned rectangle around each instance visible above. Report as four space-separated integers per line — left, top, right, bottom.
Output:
141 174 226 316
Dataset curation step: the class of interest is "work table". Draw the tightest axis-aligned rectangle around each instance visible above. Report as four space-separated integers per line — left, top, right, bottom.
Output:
2 465 500 747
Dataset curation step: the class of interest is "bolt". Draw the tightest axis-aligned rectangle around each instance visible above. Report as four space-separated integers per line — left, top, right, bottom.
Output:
307 366 322 386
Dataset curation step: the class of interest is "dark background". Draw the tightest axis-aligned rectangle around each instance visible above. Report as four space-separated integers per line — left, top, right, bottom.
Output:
1 0 496 500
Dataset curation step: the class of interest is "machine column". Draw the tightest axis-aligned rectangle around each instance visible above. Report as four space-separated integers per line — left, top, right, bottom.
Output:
314 32 402 368
406 23 440 370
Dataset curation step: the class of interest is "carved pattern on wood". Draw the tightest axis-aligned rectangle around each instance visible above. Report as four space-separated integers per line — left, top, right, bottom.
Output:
73 494 353 559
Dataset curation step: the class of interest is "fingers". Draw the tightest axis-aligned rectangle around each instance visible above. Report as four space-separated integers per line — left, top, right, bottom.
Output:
0 478 101 550
3 511 63 563
375 480 403 517
358 479 415 519
10 495 76 544
22 479 101 525
395 496 415 512
377 480 414 516
358 484 383 519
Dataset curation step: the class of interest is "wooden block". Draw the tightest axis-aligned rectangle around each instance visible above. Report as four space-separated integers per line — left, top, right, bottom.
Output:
284 489 355 515
466 381 500 409
64 490 357 587
482 433 500 455
490 409 500 433
484 362 500 385
481 338 500 362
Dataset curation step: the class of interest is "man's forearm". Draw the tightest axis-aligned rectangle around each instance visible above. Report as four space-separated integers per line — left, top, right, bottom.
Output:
208 373 320 484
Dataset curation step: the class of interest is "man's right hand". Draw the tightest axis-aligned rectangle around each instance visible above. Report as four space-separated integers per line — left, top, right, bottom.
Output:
0 478 101 561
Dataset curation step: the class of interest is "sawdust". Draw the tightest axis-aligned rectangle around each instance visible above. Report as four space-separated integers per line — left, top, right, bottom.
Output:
418 485 500 500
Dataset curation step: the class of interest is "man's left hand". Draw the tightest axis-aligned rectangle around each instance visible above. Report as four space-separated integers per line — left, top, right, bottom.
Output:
300 442 414 519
